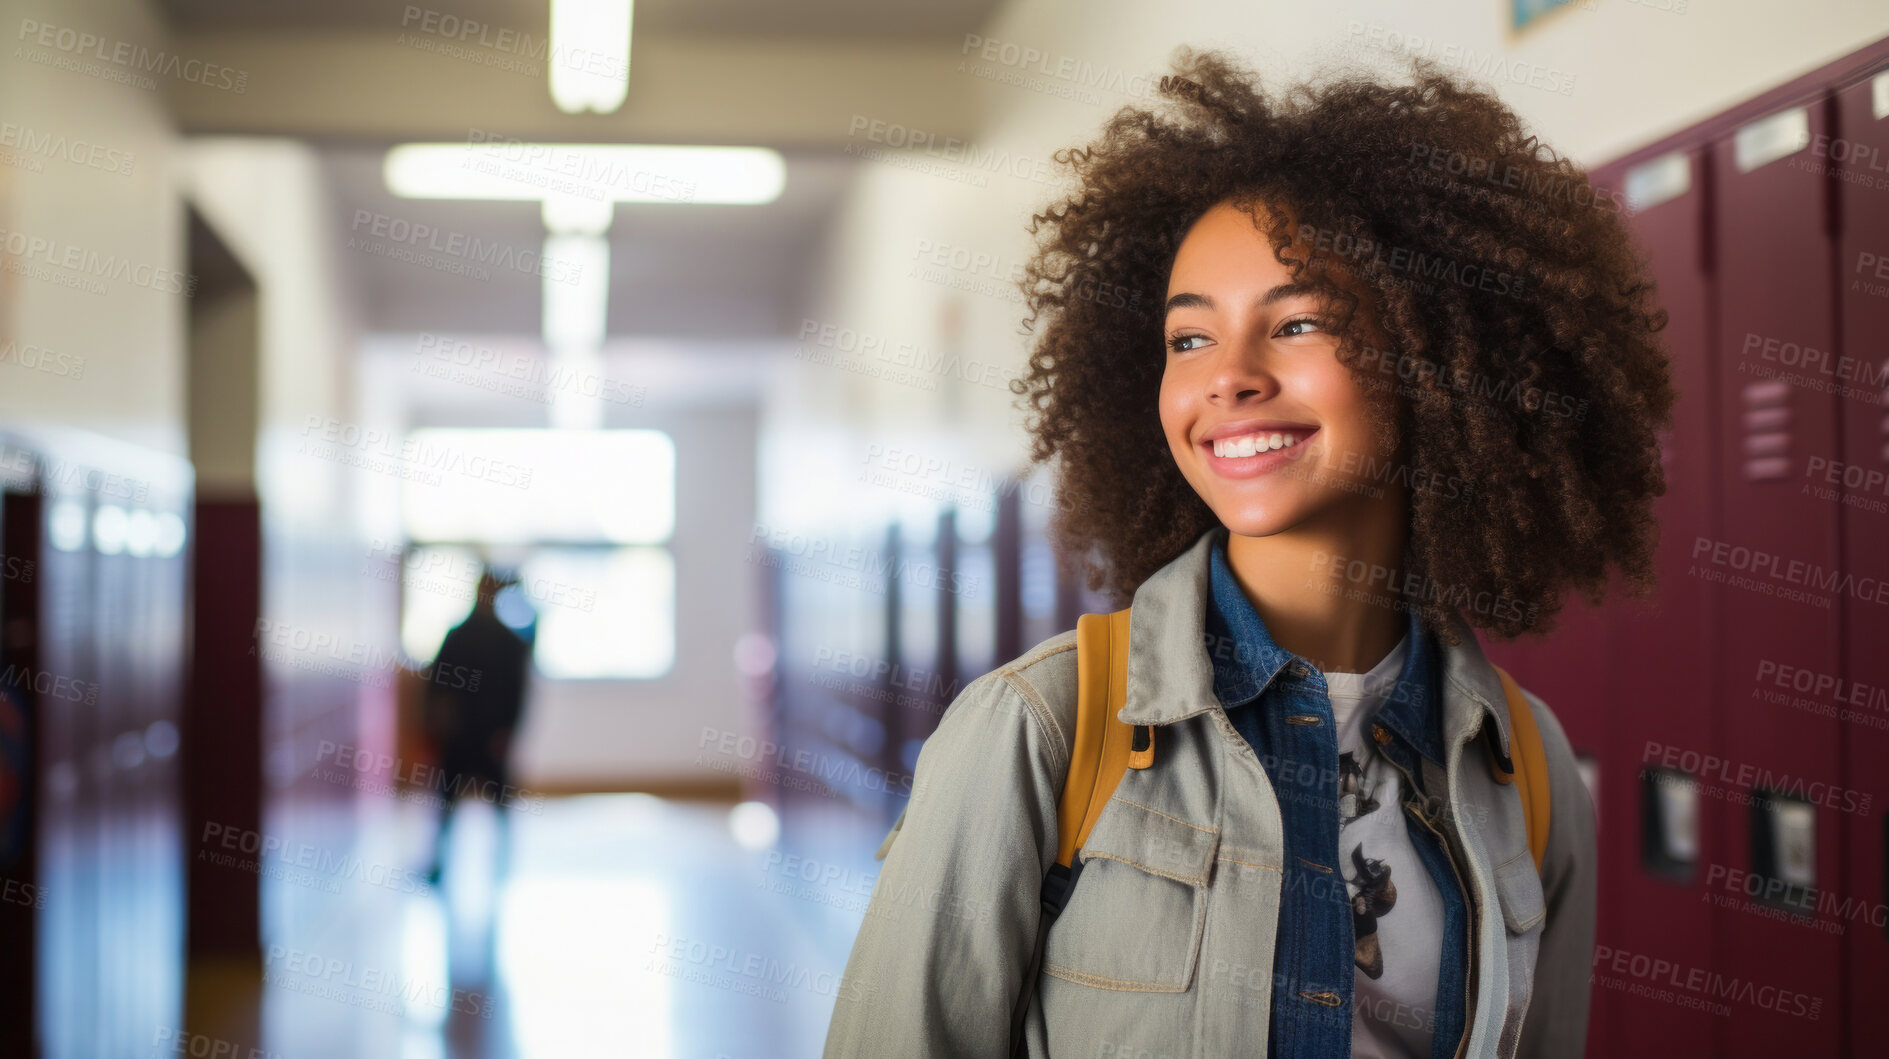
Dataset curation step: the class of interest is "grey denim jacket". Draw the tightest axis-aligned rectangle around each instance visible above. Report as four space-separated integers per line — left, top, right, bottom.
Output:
823 528 1597 1058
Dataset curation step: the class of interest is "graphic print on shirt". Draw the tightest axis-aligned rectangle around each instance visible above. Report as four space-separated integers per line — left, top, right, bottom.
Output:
1339 749 1397 980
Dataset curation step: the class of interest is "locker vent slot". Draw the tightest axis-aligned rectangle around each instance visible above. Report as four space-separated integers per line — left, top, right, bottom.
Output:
1625 151 1690 212
1740 379 1792 480
1733 106 1810 173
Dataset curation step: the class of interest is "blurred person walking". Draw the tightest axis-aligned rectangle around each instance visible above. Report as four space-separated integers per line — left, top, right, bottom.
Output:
423 564 534 886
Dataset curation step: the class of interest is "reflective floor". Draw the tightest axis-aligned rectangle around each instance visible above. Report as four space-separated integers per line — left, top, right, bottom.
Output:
189 794 886 1059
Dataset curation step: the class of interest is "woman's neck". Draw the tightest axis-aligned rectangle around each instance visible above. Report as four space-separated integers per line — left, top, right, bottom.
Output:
1223 499 1409 675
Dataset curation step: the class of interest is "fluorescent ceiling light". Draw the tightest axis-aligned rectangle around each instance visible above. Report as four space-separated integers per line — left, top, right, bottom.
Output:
543 234 611 349
550 0 632 115
384 143 784 205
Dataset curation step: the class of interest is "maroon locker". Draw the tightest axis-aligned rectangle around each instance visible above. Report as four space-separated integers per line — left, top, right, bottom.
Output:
1711 99 1845 1057
1596 147 1721 1059
1836 68 1889 1058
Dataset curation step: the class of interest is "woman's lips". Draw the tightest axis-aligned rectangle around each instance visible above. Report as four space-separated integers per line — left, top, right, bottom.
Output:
1199 427 1319 479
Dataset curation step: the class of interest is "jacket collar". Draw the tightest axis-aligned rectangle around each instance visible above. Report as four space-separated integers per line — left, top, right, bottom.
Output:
1117 525 1516 762
1202 533 1448 766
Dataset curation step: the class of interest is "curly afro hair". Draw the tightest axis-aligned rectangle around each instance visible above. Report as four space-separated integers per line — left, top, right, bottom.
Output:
1010 47 1676 643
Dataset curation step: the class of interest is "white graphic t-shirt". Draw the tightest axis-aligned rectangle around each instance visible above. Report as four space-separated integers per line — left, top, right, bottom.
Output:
1323 633 1446 1059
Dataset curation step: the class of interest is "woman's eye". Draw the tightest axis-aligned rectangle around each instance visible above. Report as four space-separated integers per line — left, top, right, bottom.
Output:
1167 333 1208 353
1278 316 1323 338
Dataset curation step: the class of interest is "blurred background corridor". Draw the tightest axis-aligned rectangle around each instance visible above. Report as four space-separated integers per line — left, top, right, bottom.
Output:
2 0 1888 1056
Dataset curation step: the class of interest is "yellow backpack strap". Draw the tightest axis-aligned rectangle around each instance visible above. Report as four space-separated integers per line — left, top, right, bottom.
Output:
1055 607 1149 869
1020 609 1149 1057
1488 664 1550 873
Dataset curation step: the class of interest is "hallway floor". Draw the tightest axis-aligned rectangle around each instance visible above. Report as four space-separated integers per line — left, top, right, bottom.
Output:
187 793 887 1059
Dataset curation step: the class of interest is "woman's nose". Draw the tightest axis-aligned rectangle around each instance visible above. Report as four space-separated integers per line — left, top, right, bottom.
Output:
1206 340 1276 403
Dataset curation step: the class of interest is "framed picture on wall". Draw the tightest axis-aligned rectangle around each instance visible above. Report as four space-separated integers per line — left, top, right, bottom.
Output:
1511 0 1588 31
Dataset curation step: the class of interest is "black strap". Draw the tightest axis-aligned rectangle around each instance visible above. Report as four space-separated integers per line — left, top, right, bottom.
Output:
1009 860 1084 1056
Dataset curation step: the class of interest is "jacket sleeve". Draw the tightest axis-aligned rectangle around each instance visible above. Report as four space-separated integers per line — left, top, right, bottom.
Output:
822 666 1068 1058
1516 690 1599 1059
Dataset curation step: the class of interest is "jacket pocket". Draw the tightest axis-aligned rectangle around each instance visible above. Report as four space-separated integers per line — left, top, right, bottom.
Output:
1041 794 1218 992
1491 848 1546 934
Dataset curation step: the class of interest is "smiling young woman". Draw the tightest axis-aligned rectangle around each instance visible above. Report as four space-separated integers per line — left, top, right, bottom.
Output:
825 46 1673 1059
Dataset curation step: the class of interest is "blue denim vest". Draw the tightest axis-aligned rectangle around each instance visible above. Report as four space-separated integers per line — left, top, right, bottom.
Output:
1204 538 1469 1059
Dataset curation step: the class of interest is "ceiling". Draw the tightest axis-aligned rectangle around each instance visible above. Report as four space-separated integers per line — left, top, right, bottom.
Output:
154 0 1004 40
158 0 995 405
322 146 856 340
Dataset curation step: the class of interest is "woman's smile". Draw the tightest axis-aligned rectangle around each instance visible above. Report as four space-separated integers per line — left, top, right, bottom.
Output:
1197 421 1320 478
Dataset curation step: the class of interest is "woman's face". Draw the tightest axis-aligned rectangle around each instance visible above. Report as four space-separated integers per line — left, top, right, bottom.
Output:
1159 199 1395 539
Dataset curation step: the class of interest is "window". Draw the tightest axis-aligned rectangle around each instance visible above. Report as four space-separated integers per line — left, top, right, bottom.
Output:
399 429 676 679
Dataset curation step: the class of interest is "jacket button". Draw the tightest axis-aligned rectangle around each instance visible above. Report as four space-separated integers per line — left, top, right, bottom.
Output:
1289 662 1311 679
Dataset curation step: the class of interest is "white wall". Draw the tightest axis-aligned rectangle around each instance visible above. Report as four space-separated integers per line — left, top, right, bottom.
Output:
511 402 760 788
0 0 184 451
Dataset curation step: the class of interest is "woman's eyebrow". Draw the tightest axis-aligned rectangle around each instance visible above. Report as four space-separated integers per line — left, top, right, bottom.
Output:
1164 282 1320 316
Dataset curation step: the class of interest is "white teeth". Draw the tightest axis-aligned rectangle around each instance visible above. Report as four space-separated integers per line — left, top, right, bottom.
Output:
1212 431 1305 457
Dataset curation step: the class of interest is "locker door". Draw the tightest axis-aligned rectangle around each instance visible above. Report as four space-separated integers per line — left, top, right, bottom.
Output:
1590 147 1719 1059
1711 98 1844 1057
1836 66 1889 1057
